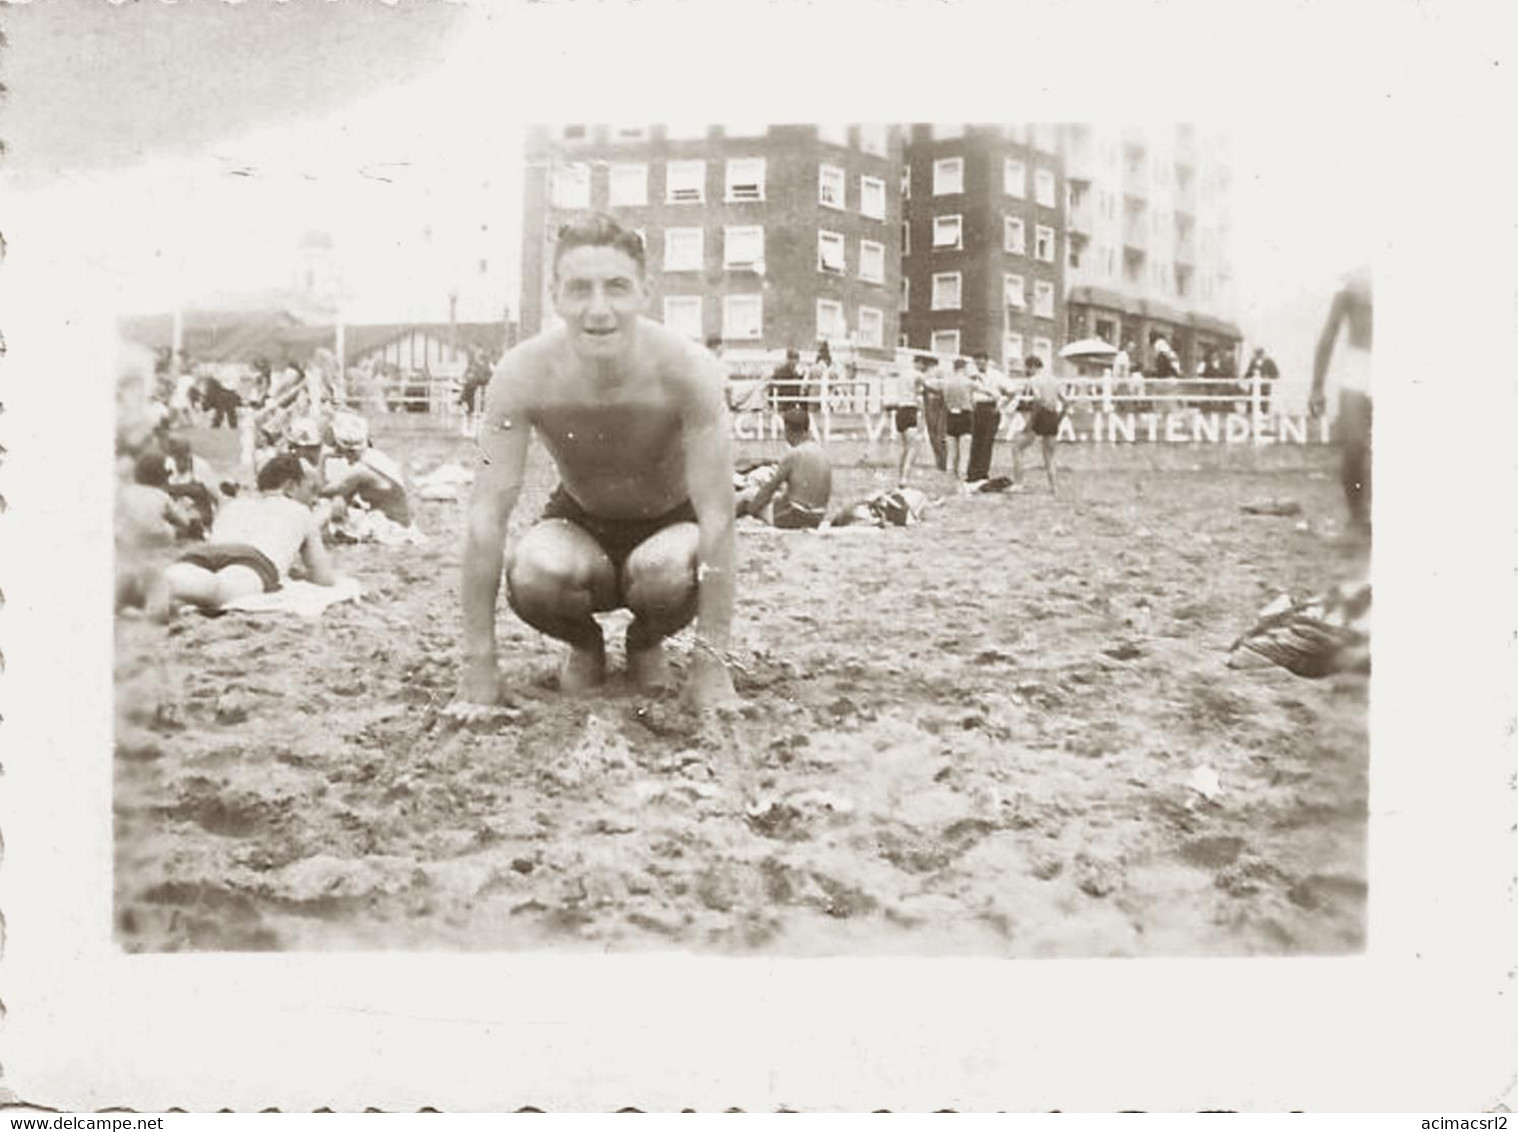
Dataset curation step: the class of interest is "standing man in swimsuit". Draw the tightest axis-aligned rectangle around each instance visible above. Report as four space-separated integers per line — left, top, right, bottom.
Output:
1010 355 1066 494
457 212 738 711
1309 268 1373 537
881 354 927 486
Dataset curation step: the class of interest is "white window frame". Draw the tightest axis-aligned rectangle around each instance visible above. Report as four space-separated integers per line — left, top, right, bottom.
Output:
860 175 887 220
931 124 965 140
901 165 912 198
817 229 846 274
819 163 847 210
859 239 886 284
816 299 846 343
1035 224 1056 263
902 221 911 257
932 214 963 250
1003 332 1025 366
933 156 964 195
857 306 885 349
550 162 591 209
663 227 704 272
1033 279 1056 319
901 277 910 312
1035 167 1057 208
725 157 766 203
663 296 703 340
723 225 765 271
858 123 888 157
1004 273 1026 310
722 294 763 340
665 160 706 204
1004 216 1026 255
817 123 850 146
607 162 648 207
931 271 962 311
1003 157 1026 198
931 329 961 357
1032 337 1054 368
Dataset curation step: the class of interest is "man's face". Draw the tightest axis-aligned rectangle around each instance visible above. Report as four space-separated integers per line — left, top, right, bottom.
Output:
553 244 648 359
289 469 318 506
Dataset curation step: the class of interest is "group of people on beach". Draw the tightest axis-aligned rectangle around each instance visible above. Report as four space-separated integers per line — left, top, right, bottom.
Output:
118 209 1372 720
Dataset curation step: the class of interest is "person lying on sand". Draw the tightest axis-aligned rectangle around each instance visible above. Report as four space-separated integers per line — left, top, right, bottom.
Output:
457 211 738 713
142 454 335 619
735 408 831 530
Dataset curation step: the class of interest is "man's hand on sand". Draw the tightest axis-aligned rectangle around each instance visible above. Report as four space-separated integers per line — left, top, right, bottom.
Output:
683 646 740 713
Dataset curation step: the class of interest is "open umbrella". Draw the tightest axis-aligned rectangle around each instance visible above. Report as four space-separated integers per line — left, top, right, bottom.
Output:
1059 338 1120 361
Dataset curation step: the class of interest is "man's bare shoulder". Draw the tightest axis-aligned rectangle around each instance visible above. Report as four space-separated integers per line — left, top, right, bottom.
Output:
487 328 570 409
638 318 722 389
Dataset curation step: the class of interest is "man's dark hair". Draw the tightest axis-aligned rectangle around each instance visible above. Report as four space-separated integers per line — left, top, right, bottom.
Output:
134 452 171 487
973 352 989 364
786 348 800 361
553 212 646 275
952 358 966 371
1026 355 1044 371
782 408 811 437
257 453 307 493
705 335 723 352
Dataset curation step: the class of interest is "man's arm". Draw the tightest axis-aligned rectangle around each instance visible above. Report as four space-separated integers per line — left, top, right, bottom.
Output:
746 451 794 517
1310 291 1347 417
458 359 533 705
301 515 338 587
678 347 739 708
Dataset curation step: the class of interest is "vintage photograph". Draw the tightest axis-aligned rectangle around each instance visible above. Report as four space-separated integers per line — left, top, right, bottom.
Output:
107 115 1371 954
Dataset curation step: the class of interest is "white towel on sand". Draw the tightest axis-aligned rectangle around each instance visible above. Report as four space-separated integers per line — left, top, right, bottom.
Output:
223 576 363 618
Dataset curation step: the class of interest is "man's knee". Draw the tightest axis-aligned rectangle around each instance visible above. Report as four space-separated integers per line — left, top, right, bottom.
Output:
623 523 699 625
506 521 616 616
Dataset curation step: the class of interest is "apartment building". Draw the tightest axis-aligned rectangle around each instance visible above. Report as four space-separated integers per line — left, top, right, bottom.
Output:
520 123 904 365
1061 123 1240 374
899 123 1067 370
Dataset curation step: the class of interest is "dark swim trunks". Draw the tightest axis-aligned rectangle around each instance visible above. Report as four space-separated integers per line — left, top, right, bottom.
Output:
946 410 973 438
1030 405 1063 437
177 542 281 592
771 498 826 530
541 486 698 570
893 405 920 434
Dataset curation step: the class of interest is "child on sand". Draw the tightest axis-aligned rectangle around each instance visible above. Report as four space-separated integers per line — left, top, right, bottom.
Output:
737 408 832 529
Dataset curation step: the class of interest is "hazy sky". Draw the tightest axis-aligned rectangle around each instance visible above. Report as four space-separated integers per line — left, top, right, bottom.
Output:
1 0 1390 372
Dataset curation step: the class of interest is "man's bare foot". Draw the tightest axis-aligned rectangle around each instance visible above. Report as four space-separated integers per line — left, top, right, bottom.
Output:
626 640 674 691
559 644 607 693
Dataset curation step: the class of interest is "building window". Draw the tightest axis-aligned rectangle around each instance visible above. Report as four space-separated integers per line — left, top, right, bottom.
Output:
723 225 764 270
1003 332 1025 366
860 175 887 220
933 214 963 250
723 294 763 339
1035 225 1056 262
901 165 911 198
818 230 846 274
931 272 962 311
612 125 649 142
931 124 965 140
551 162 591 208
859 239 886 283
858 123 888 156
663 296 703 339
1004 273 1026 310
901 277 909 311
819 163 846 210
857 306 884 348
664 123 708 140
931 329 961 357
664 227 704 272
608 163 648 207
725 157 766 202
816 299 846 342
722 123 769 138
1034 280 1055 319
666 160 706 204
1032 337 1054 368
1035 168 1057 208
902 220 911 256
1004 216 1026 255
817 123 849 146
933 156 964 195
1004 158 1026 198
898 332 910 348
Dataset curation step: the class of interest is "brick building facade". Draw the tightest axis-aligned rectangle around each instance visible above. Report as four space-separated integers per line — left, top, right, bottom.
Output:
521 124 904 365
899 123 1066 370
